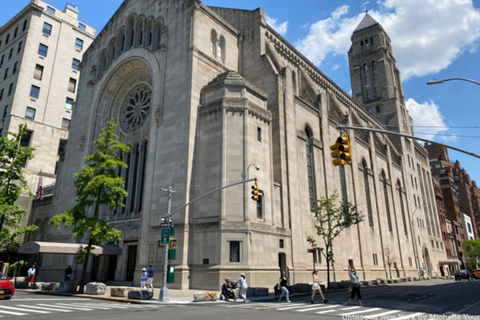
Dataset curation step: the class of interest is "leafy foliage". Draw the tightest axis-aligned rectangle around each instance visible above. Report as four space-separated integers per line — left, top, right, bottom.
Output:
307 191 363 287
51 119 129 292
0 124 37 249
463 239 480 269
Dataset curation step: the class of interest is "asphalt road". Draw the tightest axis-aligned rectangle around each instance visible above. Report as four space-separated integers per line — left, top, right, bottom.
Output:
2 279 479 320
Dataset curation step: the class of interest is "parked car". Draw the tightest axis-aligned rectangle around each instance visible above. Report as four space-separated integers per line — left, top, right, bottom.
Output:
473 269 480 279
0 272 14 299
455 269 472 281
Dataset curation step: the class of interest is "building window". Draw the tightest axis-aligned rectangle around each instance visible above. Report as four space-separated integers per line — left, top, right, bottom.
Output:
4 68 9 80
229 241 240 262
382 171 393 232
62 118 71 130
78 23 86 30
17 41 23 53
8 83 14 96
305 128 316 211
0 89 3 101
8 48 13 60
25 107 36 120
34 64 44 80
363 160 374 227
38 43 48 57
257 127 261 142
279 239 284 248
75 38 84 51
367 108 372 114
13 62 18 74
58 139 67 161
42 22 52 36
3 106 8 118
6 34 10 45
30 85 40 99
373 253 378 265
364 64 370 87
72 58 80 71
68 78 77 93
20 130 32 147
65 97 74 110
47 6 56 14
397 181 408 236
376 106 381 113
0 54 4 66
23 20 28 31
14 27 18 38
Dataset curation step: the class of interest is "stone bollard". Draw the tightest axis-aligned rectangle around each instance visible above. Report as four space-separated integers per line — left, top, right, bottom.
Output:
128 290 153 300
111 287 130 298
41 282 60 293
85 282 107 295
193 291 218 302
59 281 78 293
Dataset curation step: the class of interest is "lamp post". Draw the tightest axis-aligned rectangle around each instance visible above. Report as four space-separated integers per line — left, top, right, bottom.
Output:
410 205 426 278
241 163 260 181
427 78 480 86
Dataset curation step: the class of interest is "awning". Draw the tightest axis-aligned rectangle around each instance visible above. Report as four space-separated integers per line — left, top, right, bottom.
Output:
18 241 122 255
438 260 461 266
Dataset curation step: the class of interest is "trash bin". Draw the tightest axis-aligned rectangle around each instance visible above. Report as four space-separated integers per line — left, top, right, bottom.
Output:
167 265 175 283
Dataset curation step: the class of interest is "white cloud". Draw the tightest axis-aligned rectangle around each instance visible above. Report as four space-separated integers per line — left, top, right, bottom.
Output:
296 0 480 79
405 98 452 142
265 15 288 36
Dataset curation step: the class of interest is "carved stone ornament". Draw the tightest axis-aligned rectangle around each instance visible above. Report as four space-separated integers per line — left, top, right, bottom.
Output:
120 85 152 133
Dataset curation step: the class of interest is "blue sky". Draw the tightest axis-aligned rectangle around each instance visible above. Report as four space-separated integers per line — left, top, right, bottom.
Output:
2 0 480 182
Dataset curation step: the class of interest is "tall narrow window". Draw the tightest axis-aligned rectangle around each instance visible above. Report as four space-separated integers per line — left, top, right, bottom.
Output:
382 171 393 232
257 127 261 142
30 85 40 99
25 107 36 120
397 181 408 236
42 22 52 35
229 241 240 262
363 160 374 227
72 58 80 71
68 78 77 93
0 89 3 100
17 41 23 53
8 83 13 96
61 118 70 130
305 128 316 211
38 43 48 57
65 97 74 110
210 30 217 56
257 192 263 219
364 64 370 87
138 141 148 212
34 64 44 80
13 62 18 74
75 38 83 51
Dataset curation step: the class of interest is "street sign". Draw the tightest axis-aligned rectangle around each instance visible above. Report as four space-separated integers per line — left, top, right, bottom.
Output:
160 228 170 245
160 223 170 228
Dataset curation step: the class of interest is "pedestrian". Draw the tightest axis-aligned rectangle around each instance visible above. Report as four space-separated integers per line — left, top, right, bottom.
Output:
27 265 36 287
277 271 291 303
236 273 248 303
140 268 147 289
146 264 154 289
311 269 328 303
347 265 363 306
64 265 73 281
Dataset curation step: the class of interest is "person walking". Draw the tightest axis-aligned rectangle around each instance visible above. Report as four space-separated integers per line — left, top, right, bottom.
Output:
140 268 148 289
146 265 154 289
311 269 328 303
277 271 291 303
64 265 73 281
236 273 248 303
347 265 363 306
27 265 36 287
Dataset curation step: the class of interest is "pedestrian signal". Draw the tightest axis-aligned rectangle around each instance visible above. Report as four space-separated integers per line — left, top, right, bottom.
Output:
330 134 351 166
251 184 259 201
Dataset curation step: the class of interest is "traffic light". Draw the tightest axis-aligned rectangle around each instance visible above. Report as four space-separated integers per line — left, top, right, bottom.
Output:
251 184 259 201
169 237 178 249
330 134 352 166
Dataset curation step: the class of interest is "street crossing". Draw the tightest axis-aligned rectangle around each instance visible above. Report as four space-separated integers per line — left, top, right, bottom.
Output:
0 301 170 317
220 301 445 318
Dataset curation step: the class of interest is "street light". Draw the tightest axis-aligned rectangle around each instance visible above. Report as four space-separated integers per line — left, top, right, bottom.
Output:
426 78 480 86
241 163 260 181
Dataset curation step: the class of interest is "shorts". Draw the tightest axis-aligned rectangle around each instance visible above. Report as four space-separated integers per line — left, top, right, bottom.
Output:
146 278 153 285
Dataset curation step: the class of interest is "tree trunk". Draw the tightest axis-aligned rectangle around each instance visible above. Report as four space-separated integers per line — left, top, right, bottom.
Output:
78 237 93 294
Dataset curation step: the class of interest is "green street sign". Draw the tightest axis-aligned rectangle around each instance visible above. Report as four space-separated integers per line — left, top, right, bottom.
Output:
160 228 170 246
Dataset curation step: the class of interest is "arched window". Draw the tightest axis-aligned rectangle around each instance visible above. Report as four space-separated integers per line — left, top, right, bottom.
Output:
382 171 393 232
362 159 374 227
217 35 225 62
127 17 135 48
135 18 144 46
360 41 364 50
100 50 107 73
138 141 148 212
370 37 374 46
397 180 408 236
305 127 316 211
210 30 217 57
153 21 162 50
145 20 153 47
117 28 126 53
364 64 370 87
365 38 370 48
108 39 116 63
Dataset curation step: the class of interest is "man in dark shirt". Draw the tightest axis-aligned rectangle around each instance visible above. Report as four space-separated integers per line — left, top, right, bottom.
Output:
147 265 154 289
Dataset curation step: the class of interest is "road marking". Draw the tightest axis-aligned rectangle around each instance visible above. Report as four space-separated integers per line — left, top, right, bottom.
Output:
0 309 28 316
339 306 362 311
364 310 401 319
0 305 51 314
340 307 381 315
277 303 311 310
297 305 337 312
316 308 338 314
55 303 111 310
393 313 426 320
17 304 73 312
47 304 93 311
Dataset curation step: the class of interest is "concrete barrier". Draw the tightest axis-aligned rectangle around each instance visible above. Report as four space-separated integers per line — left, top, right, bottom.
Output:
42 282 59 293
59 281 78 293
128 290 153 300
111 287 130 298
85 282 106 295
193 291 217 301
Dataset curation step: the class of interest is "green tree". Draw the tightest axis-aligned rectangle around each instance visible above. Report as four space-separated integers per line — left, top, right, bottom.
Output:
51 119 129 293
0 124 37 250
306 191 363 288
464 239 480 269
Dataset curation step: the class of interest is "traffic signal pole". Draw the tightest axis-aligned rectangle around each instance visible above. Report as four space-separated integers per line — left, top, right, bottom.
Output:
158 177 258 302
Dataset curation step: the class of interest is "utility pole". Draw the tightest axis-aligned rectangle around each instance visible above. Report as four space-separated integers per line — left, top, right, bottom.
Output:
159 186 174 302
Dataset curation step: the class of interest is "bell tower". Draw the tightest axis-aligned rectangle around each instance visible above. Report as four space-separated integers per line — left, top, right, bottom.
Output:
348 13 413 136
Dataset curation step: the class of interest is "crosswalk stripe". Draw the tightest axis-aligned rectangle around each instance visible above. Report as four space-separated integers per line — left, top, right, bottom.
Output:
277 303 310 310
0 306 51 314
297 304 336 312
316 309 337 314
364 310 401 319
37 304 86 311
340 307 381 315
0 309 28 316
55 303 111 310
17 304 73 312
393 312 426 320
339 306 362 311
48 304 93 311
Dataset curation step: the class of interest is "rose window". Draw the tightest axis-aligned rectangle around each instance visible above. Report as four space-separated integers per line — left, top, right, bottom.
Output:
120 86 152 133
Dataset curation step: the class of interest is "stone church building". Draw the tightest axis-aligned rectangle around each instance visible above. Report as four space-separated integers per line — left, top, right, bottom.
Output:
32 0 446 289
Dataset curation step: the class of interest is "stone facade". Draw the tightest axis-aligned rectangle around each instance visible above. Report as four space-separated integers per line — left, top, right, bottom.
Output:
35 0 446 289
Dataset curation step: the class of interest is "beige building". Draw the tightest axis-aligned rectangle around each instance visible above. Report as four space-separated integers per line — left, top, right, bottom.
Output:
32 0 446 289
0 0 95 227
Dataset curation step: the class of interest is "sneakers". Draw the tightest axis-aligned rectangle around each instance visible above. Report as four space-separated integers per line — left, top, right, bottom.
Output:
287 300 291 303
311 300 314 304
324 299 329 303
